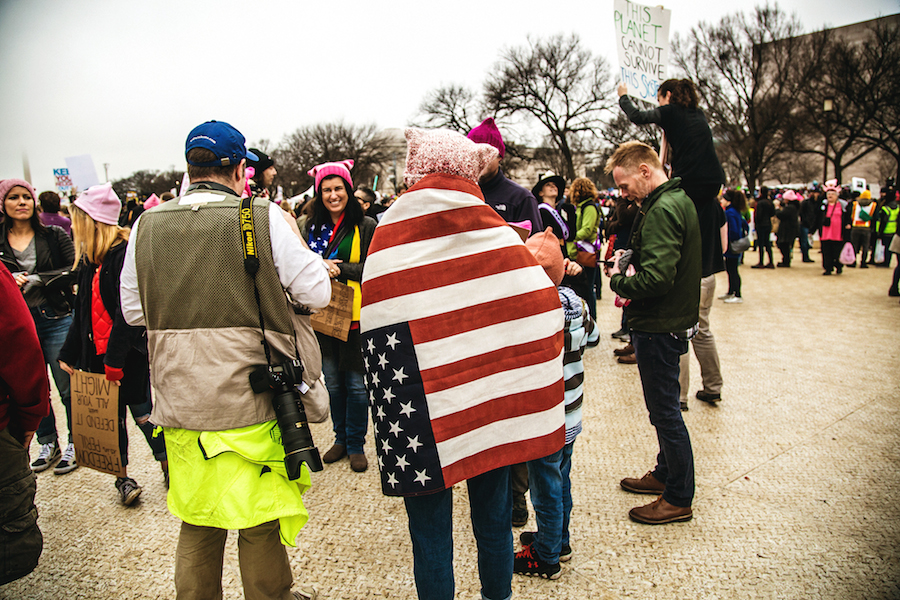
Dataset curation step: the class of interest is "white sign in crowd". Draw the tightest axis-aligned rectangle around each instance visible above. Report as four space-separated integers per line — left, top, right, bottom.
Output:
614 0 672 101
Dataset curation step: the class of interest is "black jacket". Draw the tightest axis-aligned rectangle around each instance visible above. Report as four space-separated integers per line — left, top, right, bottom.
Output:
58 242 149 403
0 225 75 317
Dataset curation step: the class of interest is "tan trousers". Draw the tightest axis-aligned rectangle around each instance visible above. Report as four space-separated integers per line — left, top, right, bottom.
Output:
175 520 293 600
679 274 723 399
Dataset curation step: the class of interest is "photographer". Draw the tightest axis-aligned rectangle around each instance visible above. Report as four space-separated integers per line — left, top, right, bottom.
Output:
120 120 331 600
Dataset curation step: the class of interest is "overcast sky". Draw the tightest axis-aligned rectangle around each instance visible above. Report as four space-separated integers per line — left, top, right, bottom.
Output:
1 0 897 191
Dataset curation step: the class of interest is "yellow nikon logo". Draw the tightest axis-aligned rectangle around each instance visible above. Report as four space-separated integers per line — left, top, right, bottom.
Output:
240 207 255 255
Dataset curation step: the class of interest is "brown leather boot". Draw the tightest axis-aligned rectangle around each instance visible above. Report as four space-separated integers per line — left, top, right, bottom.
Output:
629 496 692 524
617 354 637 364
349 453 368 472
322 444 346 463
620 471 665 495
613 343 634 356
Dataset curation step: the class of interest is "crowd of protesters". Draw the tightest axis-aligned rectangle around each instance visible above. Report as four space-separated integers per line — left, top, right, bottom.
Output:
2 77 900 599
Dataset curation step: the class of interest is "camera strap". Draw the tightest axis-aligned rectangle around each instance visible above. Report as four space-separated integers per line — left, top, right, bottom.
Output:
241 196 275 366
240 197 304 368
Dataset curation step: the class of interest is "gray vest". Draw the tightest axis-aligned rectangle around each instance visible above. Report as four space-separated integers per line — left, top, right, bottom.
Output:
134 190 321 430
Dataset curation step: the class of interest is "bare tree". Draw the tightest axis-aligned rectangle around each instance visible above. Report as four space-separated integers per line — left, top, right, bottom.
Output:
483 34 616 181
273 121 392 196
413 85 482 133
672 4 829 191
112 168 185 199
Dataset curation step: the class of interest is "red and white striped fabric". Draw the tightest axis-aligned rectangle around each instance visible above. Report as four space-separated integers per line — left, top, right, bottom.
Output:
360 173 565 497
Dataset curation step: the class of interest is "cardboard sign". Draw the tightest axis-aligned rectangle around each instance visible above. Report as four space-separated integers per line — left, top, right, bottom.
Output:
614 0 672 101
311 280 354 341
71 370 125 477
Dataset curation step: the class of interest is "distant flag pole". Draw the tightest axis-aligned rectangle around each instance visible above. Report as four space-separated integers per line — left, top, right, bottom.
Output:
179 172 190 197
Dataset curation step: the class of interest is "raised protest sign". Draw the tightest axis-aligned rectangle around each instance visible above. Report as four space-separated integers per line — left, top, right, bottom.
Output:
71 370 125 477
54 168 72 192
614 0 672 101
64 154 101 192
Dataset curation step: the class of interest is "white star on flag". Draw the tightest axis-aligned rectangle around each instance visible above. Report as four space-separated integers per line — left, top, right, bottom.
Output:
380 438 392 454
370 372 380 387
387 472 398 488
399 401 416 418
407 435 423 453
378 353 389 368
414 469 431 485
389 421 403 437
392 367 408 384
375 405 386 420
382 387 395 402
386 332 401 349
367 338 375 353
396 454 410 471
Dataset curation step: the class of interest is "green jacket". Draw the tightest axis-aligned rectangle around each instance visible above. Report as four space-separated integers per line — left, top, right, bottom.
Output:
610 178 701 333
565 199 600 260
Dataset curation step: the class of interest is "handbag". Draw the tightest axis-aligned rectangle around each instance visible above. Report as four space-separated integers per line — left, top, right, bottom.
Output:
730 234 752 253
839 242 856 265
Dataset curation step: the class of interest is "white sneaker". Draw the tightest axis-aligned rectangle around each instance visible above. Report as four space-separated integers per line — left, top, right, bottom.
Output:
724 296 744 304
31 442 60 472
54 442 79 474
718 293 735 300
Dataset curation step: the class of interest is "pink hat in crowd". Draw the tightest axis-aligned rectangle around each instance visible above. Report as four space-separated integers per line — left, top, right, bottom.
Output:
525 227 565 287
142 193 161 210
308 160 354 194
403 128 498 187
0 178 37 212
782 190 801 202
74 182 122 225
823 179 841 193
467 117 505 158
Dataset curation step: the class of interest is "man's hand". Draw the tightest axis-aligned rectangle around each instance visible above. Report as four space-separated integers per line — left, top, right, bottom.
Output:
607 249 626 277
617 82 628 97
59 360 74 376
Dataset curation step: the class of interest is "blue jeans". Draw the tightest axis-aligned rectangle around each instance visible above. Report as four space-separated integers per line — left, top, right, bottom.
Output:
799 226 811 259
527 441 575 563
321 355 368 454
32 308 73 446
403 467 513 600
631 331 694 507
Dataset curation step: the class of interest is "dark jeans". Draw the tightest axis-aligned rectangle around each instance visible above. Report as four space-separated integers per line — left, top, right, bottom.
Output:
725 256 741 297
31 308 73 446
631 331 694 507
850 228 872 265
0 427 42 585
403 467 513 600
799 226 812 260
321 354 368 454
821 240 844 274
118 397 167 467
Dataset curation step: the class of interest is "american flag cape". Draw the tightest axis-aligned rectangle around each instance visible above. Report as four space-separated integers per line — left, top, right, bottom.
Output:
360 173 565 497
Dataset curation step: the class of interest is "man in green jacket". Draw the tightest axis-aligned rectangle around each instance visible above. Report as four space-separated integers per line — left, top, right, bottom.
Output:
605 141 701 525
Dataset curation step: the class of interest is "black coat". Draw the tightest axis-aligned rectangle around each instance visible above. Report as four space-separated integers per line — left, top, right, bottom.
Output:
58 242 149 405
775 201 800 243
0 225 75 317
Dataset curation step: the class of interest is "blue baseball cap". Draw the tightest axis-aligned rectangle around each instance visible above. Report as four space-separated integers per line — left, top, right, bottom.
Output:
185 120 259 167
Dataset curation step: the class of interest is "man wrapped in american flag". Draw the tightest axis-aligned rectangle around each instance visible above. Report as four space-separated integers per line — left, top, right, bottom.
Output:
360 128 566 600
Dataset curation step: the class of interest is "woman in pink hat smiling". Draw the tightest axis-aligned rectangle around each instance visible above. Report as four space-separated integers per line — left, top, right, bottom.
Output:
57 183 168 505
0 178 78 475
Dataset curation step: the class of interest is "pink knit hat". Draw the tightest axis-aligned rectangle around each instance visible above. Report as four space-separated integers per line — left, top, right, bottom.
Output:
467 118 505 158
308 160 354 194
823 179 840 193
404 128 498 187
525 227 565 287
74 182 122 225
0 178 37 213
782 190 800 202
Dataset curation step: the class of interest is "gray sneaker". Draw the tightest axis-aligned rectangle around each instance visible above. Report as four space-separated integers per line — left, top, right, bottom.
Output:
115 477 143 506
31 442 61 472
54 442 79 475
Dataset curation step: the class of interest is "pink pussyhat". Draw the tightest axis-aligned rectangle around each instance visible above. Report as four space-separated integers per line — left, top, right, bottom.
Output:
0 178 37 212
308 160 354 194
823 179 840 193
74 182 122 225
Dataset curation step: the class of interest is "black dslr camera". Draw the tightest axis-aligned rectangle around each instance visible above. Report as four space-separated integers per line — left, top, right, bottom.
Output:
249 359 323 478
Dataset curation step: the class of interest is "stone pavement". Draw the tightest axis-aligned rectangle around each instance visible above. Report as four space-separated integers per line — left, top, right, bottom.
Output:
3 250 899 600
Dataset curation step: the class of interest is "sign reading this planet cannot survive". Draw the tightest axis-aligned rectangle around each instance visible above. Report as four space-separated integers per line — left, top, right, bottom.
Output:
614 0 672 101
